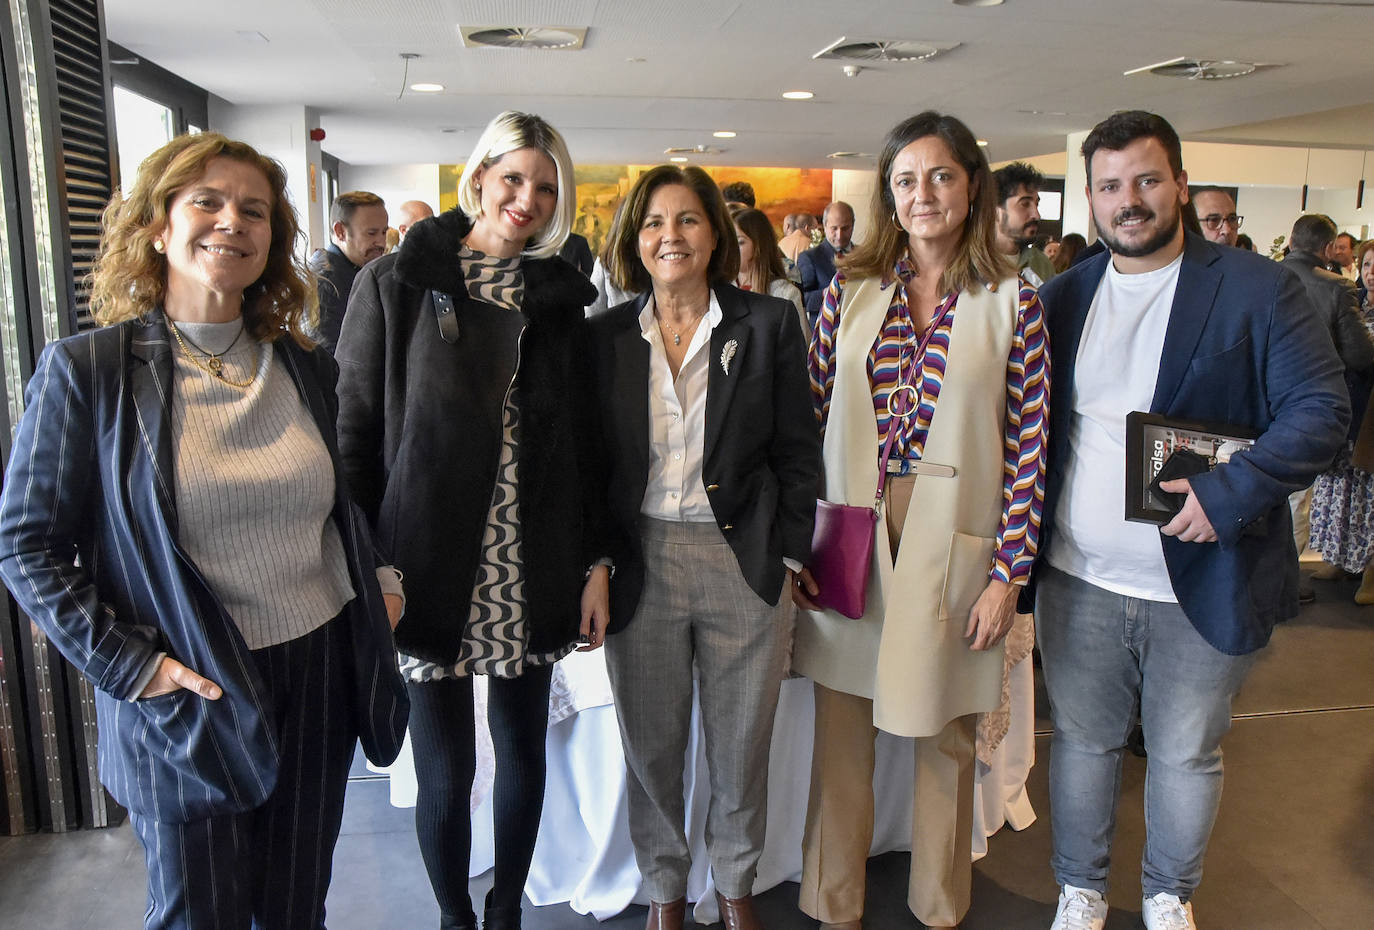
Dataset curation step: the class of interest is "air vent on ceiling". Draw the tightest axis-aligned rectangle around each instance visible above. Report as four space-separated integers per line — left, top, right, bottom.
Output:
1229 0 1374 5
459 26 587 50
827 152 875 160
813 36 960 63
1124 57 1269 80
664 145 723 156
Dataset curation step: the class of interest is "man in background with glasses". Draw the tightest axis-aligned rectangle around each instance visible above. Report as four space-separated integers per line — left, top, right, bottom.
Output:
1190 187 1242 247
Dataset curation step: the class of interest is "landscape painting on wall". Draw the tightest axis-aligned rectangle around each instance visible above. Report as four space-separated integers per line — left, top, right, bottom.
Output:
440 164 833 256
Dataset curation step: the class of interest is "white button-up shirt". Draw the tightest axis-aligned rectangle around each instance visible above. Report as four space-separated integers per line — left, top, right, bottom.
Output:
639 292 721 522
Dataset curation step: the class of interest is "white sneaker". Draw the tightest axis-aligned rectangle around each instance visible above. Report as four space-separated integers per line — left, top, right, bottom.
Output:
1142 892 1196 930
1050 885 1107 930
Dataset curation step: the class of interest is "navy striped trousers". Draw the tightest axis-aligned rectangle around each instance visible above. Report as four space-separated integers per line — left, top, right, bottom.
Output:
129 616 356 930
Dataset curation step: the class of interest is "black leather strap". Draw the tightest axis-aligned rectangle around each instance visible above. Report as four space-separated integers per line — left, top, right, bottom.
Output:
432 290 460 343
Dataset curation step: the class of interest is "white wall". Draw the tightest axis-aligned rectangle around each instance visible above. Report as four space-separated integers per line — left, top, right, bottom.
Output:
1026 137 1374 252
1061 131 1092 241
1235 188 1304 257
335 164 442 236
831 168 877 249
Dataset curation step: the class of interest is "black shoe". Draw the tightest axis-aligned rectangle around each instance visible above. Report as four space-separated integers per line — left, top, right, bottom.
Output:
483 890 522 930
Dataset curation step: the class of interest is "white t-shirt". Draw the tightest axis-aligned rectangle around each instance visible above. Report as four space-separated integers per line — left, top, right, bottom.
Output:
1046 252 1184 602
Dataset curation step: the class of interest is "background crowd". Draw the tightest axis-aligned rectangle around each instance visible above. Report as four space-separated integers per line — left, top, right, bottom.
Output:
0 103 1363 930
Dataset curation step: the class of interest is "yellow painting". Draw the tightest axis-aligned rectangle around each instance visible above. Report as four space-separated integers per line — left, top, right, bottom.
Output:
439 164 833 257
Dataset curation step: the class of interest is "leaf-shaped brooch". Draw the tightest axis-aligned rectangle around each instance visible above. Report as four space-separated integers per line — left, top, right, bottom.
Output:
720 339 738 376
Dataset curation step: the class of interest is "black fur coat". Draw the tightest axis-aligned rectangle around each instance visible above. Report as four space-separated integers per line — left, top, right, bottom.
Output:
333 208 606 662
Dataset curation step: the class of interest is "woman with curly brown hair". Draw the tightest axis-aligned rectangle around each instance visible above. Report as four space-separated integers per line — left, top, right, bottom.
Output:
0 132 408 929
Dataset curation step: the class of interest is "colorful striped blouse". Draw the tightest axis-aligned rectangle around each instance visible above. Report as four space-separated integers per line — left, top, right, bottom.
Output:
808 257 1050 584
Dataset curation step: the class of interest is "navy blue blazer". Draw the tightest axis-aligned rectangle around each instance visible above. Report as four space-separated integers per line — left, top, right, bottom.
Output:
588 284 821 632
1034 234 1349 655
797 241 839 320
0 315 408 823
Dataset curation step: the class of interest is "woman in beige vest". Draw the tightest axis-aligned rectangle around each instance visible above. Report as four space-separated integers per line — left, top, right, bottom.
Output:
791 111 1050 930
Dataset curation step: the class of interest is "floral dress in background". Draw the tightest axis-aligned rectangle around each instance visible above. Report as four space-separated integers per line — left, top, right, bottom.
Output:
1309 300 1374 572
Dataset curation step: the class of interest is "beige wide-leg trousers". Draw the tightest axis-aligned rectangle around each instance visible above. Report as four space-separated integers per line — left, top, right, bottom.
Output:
799 474 976 928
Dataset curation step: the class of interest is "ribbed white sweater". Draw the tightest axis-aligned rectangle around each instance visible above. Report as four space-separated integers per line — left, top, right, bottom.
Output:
170 320 354 649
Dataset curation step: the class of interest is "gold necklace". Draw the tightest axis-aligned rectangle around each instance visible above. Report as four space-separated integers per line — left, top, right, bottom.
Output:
169 321 256 388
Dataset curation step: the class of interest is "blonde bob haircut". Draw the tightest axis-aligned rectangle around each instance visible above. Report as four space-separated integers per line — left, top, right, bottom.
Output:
88 132 315 345
456 111 575 260
844 111 1013 295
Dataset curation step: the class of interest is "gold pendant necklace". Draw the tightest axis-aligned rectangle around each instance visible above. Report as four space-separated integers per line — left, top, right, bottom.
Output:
170 321 256 388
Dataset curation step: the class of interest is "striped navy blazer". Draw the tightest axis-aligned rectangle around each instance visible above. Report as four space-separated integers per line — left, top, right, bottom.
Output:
0 313 408 823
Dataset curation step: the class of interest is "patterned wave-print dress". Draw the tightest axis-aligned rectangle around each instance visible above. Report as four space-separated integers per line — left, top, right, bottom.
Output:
400 246 573 682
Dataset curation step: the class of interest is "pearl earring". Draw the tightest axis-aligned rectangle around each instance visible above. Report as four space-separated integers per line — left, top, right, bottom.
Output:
153 239 165 253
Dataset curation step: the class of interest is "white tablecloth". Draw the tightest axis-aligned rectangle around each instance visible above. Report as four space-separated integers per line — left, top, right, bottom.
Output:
379 649 1035 924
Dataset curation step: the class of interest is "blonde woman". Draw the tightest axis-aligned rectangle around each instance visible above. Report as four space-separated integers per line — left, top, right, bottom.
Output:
335 111 609 930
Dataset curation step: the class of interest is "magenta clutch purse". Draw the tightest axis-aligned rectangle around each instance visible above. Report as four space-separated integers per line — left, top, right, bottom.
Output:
808 499 877 620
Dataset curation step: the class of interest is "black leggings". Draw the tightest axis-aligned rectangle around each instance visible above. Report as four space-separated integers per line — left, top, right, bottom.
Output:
406 666 553 926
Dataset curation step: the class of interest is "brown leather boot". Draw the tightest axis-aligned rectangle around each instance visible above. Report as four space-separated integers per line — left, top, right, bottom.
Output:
715 892 763 930
645 898 686 930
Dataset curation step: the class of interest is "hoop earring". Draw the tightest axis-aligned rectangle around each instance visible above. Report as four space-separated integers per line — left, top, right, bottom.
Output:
891 210 901 228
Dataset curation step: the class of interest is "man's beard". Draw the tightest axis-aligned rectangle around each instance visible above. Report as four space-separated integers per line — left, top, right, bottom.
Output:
1001 218 1039 249
1093 204 1180 258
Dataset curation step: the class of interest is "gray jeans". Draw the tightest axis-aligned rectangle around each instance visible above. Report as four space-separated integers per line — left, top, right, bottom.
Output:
1035 565 1259 899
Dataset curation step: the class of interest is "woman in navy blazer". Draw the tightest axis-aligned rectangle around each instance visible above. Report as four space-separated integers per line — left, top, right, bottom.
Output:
0 134 407 929
588 165 819 930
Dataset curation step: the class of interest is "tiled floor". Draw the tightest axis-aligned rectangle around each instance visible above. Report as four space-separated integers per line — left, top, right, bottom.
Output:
2 573 1372 929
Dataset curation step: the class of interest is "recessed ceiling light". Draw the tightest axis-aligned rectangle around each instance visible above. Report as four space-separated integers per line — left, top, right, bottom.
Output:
713 131 737 139
669 156 689 163
783 90 814 100
410 83 444 93
976 139 989 147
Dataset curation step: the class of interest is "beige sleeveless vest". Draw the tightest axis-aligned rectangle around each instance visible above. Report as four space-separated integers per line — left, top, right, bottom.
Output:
792 273 1019 737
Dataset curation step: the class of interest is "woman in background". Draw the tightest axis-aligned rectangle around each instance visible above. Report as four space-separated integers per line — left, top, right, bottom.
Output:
335 110 609 930
1052 232 1087 274
1310 239 1374 603
734 207 808 336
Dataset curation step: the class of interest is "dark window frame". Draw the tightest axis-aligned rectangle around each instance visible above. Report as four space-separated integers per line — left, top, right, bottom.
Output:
106 41 206 135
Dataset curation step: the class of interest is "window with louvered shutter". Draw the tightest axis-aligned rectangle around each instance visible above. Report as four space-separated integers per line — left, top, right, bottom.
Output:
48 0 114 333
